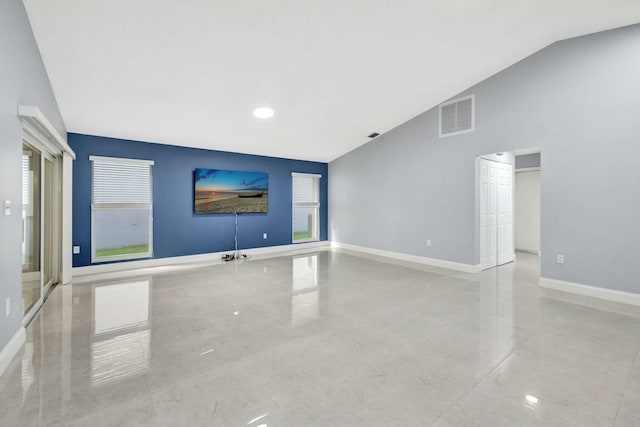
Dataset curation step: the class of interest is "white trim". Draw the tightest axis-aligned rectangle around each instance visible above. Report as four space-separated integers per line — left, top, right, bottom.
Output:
18 105 75 159
539 277 640 307
73 241 330 279
23 122 60 157
291 172 322 178
515 167 540 173
89 155 154 166
23 298 43 326
293 238 320 244
61 153 73 284
438 94 475 138
0 327 26 378
515 248 539 255
331 242 481 273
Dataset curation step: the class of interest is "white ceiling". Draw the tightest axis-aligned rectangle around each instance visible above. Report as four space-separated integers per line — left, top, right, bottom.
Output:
23 0 640 162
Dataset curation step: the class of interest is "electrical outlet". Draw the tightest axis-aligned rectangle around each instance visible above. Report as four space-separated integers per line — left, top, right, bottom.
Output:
73 246 80 254
5 298 10 317
426 239 432 247
263 233 268 239
556 254 565 264
3 200 10 216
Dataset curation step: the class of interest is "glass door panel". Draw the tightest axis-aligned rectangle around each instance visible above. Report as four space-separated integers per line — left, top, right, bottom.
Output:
43 157 55 292
22 143 42 315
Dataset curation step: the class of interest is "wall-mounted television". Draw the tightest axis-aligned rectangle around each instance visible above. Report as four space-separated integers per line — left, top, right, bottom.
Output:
194 168 268 214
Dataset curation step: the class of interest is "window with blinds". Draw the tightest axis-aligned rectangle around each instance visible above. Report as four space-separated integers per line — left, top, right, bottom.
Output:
90 156 154 262
292 173 321 243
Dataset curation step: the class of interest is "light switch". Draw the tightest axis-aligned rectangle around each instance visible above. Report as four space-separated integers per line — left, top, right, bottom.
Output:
3 200 10 216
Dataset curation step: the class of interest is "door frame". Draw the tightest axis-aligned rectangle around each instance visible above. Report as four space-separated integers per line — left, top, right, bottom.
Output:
22 134 61 325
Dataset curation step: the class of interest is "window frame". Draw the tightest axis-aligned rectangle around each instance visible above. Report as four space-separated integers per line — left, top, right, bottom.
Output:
291 172 321 243
90 156 154 263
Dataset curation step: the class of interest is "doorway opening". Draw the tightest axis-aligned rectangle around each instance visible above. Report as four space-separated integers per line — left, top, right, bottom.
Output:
477 148 541 271
514 149 541 255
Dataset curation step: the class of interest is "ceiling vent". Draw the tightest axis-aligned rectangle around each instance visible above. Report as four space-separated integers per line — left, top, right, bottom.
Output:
368 132 380 138
439 94 474 138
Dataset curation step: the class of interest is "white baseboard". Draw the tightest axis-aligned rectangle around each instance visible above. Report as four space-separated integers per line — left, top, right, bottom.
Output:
331 242 481 273
73 241 330 278
515 248 540 255
0 327 26 378
539 277 640 307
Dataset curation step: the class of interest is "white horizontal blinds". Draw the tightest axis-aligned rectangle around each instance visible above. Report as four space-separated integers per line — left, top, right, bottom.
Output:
293 175 319 204
22 154 32 206
92 158 152 205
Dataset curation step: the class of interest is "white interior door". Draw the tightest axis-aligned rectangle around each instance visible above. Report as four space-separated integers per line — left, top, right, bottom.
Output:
480 158 514 270
480 158 497 269
497 163 514 265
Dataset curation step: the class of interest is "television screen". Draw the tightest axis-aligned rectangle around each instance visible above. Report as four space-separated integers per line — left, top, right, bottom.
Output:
194 168 268 214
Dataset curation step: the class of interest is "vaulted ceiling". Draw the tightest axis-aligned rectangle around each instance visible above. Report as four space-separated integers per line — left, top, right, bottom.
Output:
23 0 640 162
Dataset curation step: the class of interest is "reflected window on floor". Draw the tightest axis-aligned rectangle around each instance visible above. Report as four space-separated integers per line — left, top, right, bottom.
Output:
291 255 319 326
91 280 151 387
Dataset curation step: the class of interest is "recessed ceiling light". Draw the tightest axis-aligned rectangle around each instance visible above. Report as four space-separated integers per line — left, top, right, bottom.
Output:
253 107 274 119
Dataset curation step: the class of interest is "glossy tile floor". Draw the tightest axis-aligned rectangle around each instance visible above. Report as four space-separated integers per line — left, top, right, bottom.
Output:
2 250 640 426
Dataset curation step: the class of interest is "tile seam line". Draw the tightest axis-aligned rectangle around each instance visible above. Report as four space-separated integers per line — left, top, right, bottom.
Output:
427 348 518 426
612 333 640 426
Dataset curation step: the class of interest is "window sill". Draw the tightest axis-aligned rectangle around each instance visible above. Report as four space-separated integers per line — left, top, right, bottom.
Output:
292 238 320 244
91 253 153 264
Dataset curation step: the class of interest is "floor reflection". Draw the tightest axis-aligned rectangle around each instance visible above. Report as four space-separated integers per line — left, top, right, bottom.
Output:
291 255 320 326
20 341 34 403
91 330 150 387
91 279 151 387
93 280 150 334
4 252 640 427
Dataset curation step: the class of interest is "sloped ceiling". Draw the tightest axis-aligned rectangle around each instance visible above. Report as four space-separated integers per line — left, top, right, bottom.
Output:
23 0 640 162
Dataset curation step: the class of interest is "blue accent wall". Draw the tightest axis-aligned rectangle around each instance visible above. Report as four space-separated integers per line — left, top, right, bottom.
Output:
69 133 328 267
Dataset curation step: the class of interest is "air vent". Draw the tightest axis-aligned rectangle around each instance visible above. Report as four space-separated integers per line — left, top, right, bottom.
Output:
439 94 474 138
368 132 380 138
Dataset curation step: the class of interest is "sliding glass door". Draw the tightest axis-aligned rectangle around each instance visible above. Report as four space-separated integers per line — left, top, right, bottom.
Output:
22 141 61 323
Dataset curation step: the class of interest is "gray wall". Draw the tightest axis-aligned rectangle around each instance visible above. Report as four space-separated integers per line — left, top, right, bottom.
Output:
515 153 541 169
0 0 66 350
330 24 640 294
